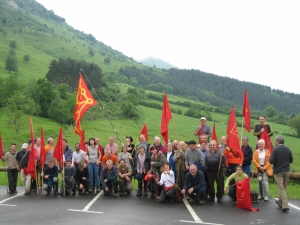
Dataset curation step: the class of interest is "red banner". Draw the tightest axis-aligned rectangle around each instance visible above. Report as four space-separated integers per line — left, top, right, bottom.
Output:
211 122 219 149
242 89 251 133
53 127 63 167
40 127 46 167
260 125 273 153
140 124 148 141
160 93 172 144
236 177 259 211
27 118 36 179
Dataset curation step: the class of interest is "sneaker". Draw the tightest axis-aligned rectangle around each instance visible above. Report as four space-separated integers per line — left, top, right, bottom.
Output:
136 191 142 196
264 196 268 201
13 190 18 193
72 191 76 196
114 193 117 197
96 187 100 193
199 200 204 205
144 191 148 196
24 192 30 195
88 186 93 193
120 192 124 196
282 208 289 212
208 197 215 202
85 191 89 195
156 196 160 201
217 198 222 202
276 200 282 208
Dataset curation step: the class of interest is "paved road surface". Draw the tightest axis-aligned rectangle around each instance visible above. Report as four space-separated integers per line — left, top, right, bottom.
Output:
0 186 299 225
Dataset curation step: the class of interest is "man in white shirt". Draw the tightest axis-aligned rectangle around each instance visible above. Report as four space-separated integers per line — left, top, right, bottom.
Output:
72 144 85 169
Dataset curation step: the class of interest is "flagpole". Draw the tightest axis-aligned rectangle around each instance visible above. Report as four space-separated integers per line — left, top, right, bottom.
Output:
171 119 178 140
42 167 44 195
63 166 66 196
35 163 39 194
240 116 244 145
80 69 122 144
2 161 8 193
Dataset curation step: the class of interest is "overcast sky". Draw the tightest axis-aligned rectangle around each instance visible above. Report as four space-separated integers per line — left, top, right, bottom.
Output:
36 0 300 94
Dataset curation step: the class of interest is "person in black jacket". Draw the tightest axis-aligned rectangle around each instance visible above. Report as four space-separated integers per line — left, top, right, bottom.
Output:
41 160 59 195
241 136 253 177
269 136 293 212
76 160 89 195
135 146 151 196
181 164 207 205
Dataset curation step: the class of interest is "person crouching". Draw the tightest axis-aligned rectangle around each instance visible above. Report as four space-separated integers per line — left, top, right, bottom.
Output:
157 163 176 203
100 159 118 196
42 160 59 195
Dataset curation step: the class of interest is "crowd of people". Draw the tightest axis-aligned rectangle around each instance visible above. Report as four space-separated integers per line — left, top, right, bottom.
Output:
1 116 293 212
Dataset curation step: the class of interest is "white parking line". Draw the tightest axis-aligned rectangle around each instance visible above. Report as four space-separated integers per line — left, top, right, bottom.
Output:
0 204 16 207
0 193 23 204
68 190 103 214
180 197 224 225
274 198 300 211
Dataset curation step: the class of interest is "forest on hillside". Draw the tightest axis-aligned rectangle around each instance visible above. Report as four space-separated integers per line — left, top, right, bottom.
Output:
116 66 300 115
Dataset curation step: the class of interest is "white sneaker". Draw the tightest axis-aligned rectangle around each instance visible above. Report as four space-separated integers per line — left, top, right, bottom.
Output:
264 196 268 201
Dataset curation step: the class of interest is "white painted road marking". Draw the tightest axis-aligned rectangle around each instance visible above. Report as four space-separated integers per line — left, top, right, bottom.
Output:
68 190 103 213
0 193 23 204
0 204 16 207
180 197 224 225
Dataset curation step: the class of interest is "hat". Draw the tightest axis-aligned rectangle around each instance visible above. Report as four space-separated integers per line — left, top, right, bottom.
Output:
126 136 133 143
22 143 28 149
200 117 206 120
188 140 197 145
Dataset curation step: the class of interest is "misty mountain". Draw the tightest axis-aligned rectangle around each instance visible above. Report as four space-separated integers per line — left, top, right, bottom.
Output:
138 57 177 69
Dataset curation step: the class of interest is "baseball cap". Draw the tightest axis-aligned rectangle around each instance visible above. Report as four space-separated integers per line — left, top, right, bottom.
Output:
22 143 28 149
200 117 206 120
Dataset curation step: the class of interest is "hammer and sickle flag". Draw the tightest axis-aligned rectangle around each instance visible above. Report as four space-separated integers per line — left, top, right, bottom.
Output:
74 74 97 137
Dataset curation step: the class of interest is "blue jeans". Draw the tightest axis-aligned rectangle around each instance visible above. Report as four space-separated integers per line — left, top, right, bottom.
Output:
243 164 251 177
88 162 99 187
191 185 207 200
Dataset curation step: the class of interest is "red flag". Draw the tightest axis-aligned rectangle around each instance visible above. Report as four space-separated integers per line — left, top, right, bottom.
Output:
80 130 85 151
0 133 3 157
160 93 172 145
236 177 259 211
260 126 273 153
226 106 243 163
242 89 251 133
53 127 63 167
74 74 97 137
40 127 46 167
140 124 148 141
211 122 219 149
27 118 36 179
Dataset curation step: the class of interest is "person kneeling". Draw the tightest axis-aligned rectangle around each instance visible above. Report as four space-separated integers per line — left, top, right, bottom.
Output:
100 160 118 196
224 165 248 201
118 159 133 196
61 159 76 196
157 163 176 203
76 160 89 195
42 160 59 195
181 164 206 205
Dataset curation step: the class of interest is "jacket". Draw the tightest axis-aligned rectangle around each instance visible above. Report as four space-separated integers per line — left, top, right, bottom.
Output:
252 149 273 176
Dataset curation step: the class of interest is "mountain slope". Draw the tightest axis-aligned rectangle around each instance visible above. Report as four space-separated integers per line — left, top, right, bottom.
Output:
138 57 176 69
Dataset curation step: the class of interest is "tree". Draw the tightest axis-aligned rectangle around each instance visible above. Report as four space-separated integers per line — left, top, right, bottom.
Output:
104 57 111 64
48 96 72 123
287 115 300 137
23 54 30 63
120 101 139 119
6 91 34 138
89 48 94 56
126 93 138 106
9 40 17 49
9 48 16 56
265 105 277 118
5 54 18 72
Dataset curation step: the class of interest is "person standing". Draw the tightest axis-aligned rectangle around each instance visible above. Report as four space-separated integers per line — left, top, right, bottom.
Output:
72 143 85 169
2 144 18 193
253 116 273 147
205 140 224 202
136 134 150 154
105 136 118 157
135 146 151 196
269 136 293 212
185 140 205 171
253 139 272 201
15 143 31 195
194 117 212 143
173 141 187 191
241 137 253 177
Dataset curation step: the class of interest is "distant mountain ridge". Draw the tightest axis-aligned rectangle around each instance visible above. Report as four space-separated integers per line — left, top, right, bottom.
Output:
138 57 176 69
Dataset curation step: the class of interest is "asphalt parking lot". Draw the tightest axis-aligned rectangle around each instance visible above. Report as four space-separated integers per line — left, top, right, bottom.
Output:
0 186 299 225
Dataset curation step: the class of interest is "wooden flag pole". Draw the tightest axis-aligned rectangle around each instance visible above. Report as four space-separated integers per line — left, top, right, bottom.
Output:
240 116 244 145
63 166 66 196
35 164 39 194
42 167 44 195
171 119 178 140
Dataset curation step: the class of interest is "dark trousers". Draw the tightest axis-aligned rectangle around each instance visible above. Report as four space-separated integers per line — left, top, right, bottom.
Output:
207 170 224 199
177 169 187 190
137 175 148 192
103 180 119 196
186 185 207 200
78 179 89 192
228 185 236 200
7 169 18 192
159 187 176 203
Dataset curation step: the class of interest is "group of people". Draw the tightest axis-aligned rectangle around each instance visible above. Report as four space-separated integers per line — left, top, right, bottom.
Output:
1 116 293 212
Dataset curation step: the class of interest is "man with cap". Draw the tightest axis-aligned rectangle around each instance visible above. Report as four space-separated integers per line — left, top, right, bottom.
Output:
15 143 31 195
241 136 253 177
185 140 205 171
194 117 212 143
